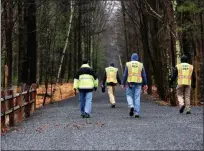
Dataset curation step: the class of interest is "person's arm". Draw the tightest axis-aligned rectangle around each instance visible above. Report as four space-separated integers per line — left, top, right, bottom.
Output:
170 67 178 86
116 71 121 85
122 65 128 85
73 70 80 93
141 67 147 86
102 71 107 86
92 70 98 89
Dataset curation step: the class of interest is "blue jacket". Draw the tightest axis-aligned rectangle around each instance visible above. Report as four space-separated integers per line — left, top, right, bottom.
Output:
122 53 147 86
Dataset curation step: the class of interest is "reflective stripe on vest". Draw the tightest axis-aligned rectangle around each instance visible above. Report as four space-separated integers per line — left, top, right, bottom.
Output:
105 67 118 83
127 61 143 83
78 74 95 89
176 63 193 86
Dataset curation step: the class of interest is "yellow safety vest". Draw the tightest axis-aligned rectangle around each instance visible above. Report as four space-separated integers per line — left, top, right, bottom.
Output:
73 64 98 89
127 61 143 83
105 67 118 83
176 63 193 86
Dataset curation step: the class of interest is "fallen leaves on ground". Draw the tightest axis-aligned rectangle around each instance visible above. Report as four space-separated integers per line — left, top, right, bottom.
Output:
95 122 105 127
64 122 87 129
36 124 48 133
36 83 75 108
154 100 169 106
63 121 105 129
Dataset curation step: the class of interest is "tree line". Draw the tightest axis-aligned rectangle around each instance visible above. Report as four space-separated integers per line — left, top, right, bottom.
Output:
1 0 203 104
1 0 111 88
115 0 204 104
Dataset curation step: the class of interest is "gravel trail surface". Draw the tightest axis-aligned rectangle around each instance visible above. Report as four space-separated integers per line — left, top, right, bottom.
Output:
1 87 203 150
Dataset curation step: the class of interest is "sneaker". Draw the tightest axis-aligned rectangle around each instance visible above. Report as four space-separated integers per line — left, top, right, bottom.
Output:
135 115 140 118
179 105 185 113
111 104 115 108
186 111 191 114
129 107 134 116
85 113 91 118
81 113 85 118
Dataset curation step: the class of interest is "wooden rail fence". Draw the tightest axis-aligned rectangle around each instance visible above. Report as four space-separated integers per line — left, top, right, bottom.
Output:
1 85 37 132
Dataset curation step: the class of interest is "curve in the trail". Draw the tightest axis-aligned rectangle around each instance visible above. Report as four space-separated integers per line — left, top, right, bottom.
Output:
1 87 203 150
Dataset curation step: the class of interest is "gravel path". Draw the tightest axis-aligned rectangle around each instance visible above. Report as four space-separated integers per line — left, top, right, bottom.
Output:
1 87 203 150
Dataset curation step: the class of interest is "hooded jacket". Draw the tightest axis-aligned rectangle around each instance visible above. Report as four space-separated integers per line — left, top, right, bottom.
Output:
122 53 147 86
74 64 98 92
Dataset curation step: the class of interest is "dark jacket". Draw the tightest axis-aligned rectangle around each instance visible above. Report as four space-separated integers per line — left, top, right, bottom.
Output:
122 53 147 86
74 64 98 92
102 66 121 86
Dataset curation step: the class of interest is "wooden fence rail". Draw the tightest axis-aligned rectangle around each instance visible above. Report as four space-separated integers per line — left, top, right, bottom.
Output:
1 86 37 132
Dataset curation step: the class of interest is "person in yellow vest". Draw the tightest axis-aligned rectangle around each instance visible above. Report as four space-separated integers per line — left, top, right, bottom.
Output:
122 53 148 118
170 55 196 114
73 59 98 118
101 63 121 108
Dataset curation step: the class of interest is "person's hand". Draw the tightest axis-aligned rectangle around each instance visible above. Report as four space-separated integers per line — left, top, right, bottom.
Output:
121 85 126 89
143 85 148 91
74 89 77 96
101 85 104 88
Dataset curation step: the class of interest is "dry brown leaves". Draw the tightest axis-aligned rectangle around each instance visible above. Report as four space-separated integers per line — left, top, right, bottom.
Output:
36 83 75 108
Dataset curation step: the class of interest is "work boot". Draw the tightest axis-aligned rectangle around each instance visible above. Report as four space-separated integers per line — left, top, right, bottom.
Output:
179 105 185 113
135 115 140 118
111 104 115 108
85 113 91 118
186 111 191 114
129 107 134 116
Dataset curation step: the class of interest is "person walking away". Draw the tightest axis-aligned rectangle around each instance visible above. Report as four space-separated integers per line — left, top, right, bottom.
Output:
122 53 148 118
102 63 121 108
73 59 98 118
170 55 196 114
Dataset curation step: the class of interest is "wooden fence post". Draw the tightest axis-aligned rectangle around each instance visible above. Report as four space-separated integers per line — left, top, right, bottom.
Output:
8 90 15 126
1 86 37 131
24 89 31 118
30 90 34 115
17 87 23 123
1 91 6 131
34 90 36 110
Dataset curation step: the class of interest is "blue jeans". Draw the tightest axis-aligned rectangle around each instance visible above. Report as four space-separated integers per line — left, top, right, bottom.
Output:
126 85 142 115
79 91 93 115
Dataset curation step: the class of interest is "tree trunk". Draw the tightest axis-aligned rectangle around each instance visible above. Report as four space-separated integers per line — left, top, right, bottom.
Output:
18 0 25 85
172 0 181 64
67 42 72 81
56 1 74 84
78 1 82 66
28 0 37 84
4 0 13 87
121 1 129 61
23 0 37 84
73 17 77 74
